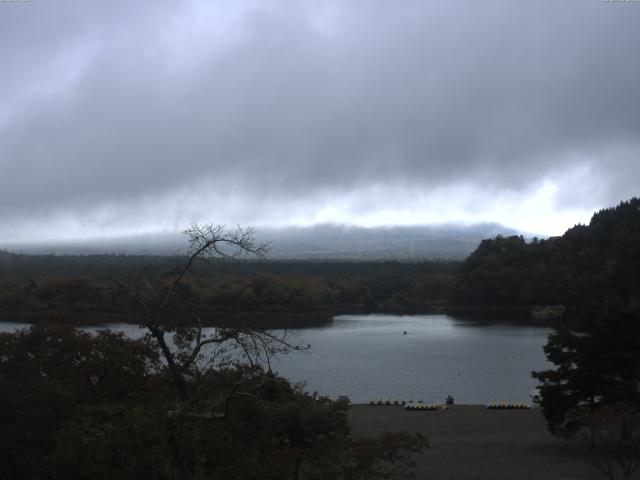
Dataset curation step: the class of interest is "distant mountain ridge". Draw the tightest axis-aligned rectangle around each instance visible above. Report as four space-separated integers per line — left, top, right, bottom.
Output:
2 223 523 260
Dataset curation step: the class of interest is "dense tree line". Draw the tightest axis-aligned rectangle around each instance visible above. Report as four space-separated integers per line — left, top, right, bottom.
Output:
455 198 640 309
0 255 457 325
3 198 640 324
0 323 426 480
528 200 640 477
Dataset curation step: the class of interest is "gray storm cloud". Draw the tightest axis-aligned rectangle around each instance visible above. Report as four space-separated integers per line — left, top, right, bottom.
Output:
1 0 639 238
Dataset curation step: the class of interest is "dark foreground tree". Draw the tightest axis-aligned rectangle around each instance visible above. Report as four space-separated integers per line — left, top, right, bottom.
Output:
0 225 427 479
114 224 280 405
0 323 164 480
532 304 640 436
0 323 426 480
533 303 640 479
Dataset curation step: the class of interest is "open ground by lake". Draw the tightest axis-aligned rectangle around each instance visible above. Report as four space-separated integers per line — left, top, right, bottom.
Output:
349 404 601 480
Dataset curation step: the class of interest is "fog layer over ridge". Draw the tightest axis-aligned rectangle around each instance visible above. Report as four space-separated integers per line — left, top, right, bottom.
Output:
2 223 523 260
1 0 639 241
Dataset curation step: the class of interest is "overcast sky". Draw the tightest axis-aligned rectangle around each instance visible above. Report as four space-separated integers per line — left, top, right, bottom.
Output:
1 0 639 242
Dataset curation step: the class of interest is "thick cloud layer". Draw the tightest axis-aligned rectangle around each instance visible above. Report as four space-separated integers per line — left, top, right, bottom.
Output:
1 0 639 240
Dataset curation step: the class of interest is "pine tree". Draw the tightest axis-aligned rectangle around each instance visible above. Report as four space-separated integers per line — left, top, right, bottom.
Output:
533 304 640 436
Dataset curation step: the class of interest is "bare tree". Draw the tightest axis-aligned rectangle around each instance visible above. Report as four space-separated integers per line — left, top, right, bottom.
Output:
116 224 303 408
93 224 427 480
577 403 640 480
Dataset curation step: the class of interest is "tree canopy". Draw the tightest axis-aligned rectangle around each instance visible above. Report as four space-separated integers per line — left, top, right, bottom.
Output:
0 225 427 480
455 198 640 308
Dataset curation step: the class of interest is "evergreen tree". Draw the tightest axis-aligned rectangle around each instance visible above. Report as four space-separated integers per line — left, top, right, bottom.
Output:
532 304 640 436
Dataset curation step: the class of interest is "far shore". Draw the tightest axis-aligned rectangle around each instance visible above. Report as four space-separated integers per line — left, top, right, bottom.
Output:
0 304 562 329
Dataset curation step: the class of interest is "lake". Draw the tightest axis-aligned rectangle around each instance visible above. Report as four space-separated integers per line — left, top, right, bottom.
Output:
0 314 551 404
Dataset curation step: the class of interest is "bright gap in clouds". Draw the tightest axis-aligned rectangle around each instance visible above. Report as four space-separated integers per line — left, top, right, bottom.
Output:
284 180 593 237
1 169 596 245
1 1 637 246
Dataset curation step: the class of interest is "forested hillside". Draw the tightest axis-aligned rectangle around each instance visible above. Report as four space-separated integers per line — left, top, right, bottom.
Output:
455 198 640 308
3 198 639 322
0 255 456 325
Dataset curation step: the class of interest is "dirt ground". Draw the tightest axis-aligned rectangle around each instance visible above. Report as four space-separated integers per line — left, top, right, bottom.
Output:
348 404 612 480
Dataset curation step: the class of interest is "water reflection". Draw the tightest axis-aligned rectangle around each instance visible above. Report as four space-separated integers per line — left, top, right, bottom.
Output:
0 315 551 404
269 314 551 404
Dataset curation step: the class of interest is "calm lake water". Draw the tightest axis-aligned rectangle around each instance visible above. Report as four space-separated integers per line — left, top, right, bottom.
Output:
0 314 551 404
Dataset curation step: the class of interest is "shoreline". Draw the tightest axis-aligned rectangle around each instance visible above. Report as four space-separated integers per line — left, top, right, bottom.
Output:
0 305 560 329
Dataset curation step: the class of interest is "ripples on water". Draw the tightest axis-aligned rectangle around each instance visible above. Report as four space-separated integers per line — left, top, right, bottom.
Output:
268 315 551 404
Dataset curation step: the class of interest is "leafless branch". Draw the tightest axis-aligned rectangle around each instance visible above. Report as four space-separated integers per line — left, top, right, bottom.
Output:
113 224 297 408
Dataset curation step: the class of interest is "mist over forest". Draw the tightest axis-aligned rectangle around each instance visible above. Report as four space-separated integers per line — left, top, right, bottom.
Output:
2 222 521 260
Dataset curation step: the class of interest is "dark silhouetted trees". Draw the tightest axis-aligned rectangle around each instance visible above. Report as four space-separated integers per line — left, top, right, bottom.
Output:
455 198 640 309
0 225 428 479
533 303 640 436
0 322 426 480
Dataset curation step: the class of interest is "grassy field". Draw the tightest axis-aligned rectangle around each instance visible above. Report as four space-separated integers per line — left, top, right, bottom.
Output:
349 405 608 480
